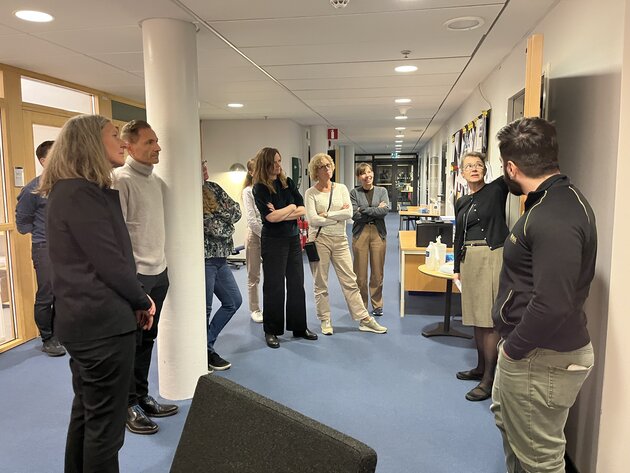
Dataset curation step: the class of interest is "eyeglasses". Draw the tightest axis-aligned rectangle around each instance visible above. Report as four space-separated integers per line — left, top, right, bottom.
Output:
463 163 484 171
318 163 333 169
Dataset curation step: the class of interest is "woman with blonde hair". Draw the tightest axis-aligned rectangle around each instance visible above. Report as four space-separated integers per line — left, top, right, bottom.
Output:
305 154 387 336
41 114 155 473
453 151 509 401
252 147 317 348
201 160 243 370
242 158 263 323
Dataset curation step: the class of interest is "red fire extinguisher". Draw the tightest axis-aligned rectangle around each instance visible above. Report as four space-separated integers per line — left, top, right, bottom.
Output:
298 216 309 249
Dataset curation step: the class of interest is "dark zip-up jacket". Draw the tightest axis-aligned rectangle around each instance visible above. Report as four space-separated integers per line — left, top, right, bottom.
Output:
492 174 596 360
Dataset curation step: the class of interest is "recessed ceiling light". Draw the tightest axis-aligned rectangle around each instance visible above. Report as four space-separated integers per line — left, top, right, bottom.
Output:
395 115 408 120
227 103 244 108
394 65 417 73
395 134 404 138
14 10 54 22
444 16 485 31
395 98 411 104
395 127 406 131
395 140 403 143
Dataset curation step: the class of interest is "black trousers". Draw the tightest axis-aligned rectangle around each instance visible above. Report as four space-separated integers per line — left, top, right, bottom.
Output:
32 244 54 341
64 331 135 473
261 235 307 335
129 268 169 405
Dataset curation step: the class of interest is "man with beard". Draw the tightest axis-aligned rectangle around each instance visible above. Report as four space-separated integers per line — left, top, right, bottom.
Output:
491 117 597 473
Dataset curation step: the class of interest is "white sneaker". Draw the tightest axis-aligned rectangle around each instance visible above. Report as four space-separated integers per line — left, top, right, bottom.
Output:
250 310 263 323
321 319 333 335
359 317 387 334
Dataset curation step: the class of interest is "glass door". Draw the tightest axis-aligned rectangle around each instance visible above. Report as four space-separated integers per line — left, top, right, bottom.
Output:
373 163 393 208
0 110 15 345
395 163 415 209
373 159 418 211
0 110 68 350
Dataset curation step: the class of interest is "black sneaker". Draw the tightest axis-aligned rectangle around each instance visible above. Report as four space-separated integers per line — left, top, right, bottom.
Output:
208 352 231 371
372 307 384 317
42 337 66 357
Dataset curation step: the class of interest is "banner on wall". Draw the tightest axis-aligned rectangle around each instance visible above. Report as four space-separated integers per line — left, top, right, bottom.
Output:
450 110 490 208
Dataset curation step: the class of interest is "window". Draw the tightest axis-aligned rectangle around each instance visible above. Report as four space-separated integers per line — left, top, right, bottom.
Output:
21 77 94 114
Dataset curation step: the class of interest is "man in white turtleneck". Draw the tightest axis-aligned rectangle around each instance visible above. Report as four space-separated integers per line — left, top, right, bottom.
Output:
113 120 178 436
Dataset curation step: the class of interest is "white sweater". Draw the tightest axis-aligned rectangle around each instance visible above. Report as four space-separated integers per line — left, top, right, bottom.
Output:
112 157 167 275
304 183 352 239
242 186 262 237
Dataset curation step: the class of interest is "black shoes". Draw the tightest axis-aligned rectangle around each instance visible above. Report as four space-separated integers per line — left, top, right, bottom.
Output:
127 396 178 434
42 337 66 357
265 333 279 349
266 328 318 348
456 369 483 381
126 405 159 435
465 384 492 402
372 307 384 316
138 395 179 417
208 352 231 371
293 328 318 341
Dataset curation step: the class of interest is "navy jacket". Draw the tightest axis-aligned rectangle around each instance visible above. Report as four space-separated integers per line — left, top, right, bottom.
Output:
16 176 47 244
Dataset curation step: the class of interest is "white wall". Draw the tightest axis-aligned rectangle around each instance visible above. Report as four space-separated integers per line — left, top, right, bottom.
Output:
596 2 630 471
419 1 626 471
200 119 308 246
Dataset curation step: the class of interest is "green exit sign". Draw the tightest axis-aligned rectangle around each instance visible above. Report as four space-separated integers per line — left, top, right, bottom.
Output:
391 152 399 158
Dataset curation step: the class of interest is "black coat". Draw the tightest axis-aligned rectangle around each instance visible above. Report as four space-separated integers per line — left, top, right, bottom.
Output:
47 178 150 343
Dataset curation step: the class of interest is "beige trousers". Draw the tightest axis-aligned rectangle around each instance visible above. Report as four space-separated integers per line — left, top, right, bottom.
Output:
351 224 386 310
309 233 369 322
245 229 261 312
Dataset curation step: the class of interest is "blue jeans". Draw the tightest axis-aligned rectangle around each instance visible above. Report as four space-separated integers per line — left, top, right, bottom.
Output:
205 258 242 353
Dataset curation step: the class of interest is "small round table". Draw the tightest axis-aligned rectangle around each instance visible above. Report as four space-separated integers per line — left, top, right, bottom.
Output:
418 264 471 339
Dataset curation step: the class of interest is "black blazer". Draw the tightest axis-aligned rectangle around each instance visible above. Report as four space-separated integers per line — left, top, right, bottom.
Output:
47 178 150 343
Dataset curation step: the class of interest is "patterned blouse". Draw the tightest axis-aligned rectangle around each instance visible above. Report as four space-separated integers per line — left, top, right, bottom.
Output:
203 181 242 258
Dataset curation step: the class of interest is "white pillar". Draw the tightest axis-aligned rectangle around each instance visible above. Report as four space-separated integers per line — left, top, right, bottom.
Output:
141 18 207 400
310 125 328 156
336 146 345 183
343 145 356 190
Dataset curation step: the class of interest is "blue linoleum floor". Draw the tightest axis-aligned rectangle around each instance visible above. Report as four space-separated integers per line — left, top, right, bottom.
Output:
0 214 505 473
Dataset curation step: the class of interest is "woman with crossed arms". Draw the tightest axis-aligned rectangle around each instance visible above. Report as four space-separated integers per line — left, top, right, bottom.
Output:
253 147 318 348
304 153 387 336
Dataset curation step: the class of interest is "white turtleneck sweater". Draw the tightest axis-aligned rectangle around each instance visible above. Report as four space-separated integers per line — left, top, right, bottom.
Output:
112 156 167 275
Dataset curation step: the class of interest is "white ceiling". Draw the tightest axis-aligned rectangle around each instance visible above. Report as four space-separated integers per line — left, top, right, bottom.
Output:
0 0 558 153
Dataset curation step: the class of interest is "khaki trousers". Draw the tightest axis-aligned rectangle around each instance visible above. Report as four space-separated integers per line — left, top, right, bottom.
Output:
491 341 594 473
351 224 386 310
309 233 369 322
245 229 261 312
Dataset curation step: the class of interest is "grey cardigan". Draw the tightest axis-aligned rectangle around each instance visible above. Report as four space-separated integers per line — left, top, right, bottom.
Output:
349 185 390 239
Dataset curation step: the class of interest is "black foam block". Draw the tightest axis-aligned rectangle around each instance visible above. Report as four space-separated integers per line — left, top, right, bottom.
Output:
170 375 377 473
